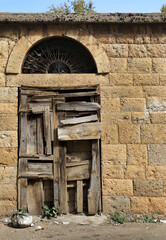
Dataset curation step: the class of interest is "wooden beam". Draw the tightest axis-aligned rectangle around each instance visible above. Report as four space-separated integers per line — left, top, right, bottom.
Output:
58 122 101 141
57 102 100 112
77 180 83 213
60 115 97 126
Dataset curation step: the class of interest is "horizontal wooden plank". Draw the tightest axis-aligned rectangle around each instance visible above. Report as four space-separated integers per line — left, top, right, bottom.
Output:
57 102 100 112
19 154 53 160
28 162 53 174
31 91 98 99
60 115 97 125
67 164 90 181
19 174 53 180
58 122 101 141
66 160 90 167
21 85 99 91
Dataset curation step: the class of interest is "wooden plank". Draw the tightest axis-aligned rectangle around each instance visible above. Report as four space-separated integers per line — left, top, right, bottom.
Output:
31 91 98 99
53 99 62 211
66 160 90 167
21 84 99 91
32 106 45 114
43 106 52 155
59 144 68 213
88 140 100 215
19 93 28 210
57 102 100 112
19 174 53 180
58 122 101 141
27 162 53 174
67 164 90 181
36 116 44 154
19 154 53 160
27 115 37 154
77 180 83 213
27 180 44 215
60 115 97 125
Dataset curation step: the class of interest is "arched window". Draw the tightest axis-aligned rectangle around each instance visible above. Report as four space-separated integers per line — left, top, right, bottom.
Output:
22 37 97 74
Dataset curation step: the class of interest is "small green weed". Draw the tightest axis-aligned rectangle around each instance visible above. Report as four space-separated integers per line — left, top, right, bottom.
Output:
43 205 58 219
18 208 28 213
110 212 125 224
143 216 155 223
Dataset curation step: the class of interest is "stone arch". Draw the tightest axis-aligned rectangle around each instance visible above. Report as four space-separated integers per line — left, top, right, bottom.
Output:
6 26 110 74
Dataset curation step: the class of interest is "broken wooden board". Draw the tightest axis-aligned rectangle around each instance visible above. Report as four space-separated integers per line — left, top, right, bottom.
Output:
67 163 90 181
60 115 97 125
57 102 100 112
27 180 44 215
58 122 101 141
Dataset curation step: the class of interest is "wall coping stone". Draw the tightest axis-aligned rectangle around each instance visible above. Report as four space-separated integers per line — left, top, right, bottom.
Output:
0 13 166 24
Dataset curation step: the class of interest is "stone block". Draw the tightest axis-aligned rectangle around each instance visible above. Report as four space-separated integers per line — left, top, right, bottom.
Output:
143 87 166 98
0 73 5 87
125 166 145 179
109 74 133 86
102 196 131 214
101 98 120 113
0 40 9 73
117 34 134 44
102 144 126 165
148 197 166 214
134 74 159 86
146 97 166 112
0 148 17 166
0 114 17 131
153 58 166 73
0 131 17 147
0 103 17 114
102 179 133 196
128 58 152 74
0 183 17 201
131 197 149 214
147 44 166 58
101 86 143 98
7 74 109 87
0 87 18 103
120 98 146 112
128 45 147 58
134 35 150 44
0 167 17 182
160 74 166 85
0 200 17 216
151 34 166 44
102 165 125 179
110 58 128 73
106 44 128 58
131 112 150 124
148 144 166 166
119 124 140 144
146 166 166 180
102 112 131 124
133 179 163 197
102 124 118 144
149 113 166 124
141 125 166 144
127 144 147 166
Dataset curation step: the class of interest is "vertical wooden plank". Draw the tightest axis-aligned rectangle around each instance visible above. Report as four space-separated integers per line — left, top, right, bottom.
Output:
27 179 44 215
36 115 44 154
77 180 83 213
59 143 68 213
43 106 52 155
18 92 28 209
53 99 60 211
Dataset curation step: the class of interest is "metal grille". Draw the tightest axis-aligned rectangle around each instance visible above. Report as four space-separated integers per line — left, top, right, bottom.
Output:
22 37 97 74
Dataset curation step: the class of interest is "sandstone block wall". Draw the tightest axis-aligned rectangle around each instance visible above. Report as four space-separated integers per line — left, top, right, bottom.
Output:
0 21 166 216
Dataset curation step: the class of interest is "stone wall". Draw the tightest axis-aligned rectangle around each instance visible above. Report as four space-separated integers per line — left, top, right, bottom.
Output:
0 19 166 216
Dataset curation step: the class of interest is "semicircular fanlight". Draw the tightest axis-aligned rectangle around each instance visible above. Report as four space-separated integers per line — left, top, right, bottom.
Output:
22 37 97 74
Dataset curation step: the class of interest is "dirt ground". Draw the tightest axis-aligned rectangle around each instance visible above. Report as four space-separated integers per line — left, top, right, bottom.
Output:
0 214 166 240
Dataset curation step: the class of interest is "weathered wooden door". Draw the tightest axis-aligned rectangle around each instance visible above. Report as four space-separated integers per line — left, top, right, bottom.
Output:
18 85 101 215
